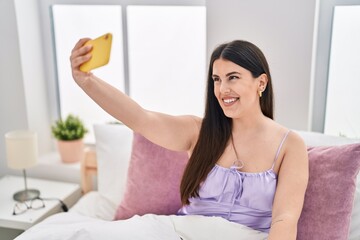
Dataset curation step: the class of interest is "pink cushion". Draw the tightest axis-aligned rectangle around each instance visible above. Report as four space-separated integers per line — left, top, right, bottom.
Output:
297 143 360 240
114 133 188 220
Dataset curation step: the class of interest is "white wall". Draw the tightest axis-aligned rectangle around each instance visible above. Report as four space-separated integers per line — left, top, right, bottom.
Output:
0 0 29 177
207 0 317 130
0 0 54 178
14 0 53 156
0 0 318 177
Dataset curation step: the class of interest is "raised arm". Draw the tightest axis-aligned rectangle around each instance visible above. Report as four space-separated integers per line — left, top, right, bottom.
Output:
70 38 200 153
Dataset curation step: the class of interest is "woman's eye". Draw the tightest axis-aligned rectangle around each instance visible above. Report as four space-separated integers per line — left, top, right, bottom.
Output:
229 75 239 80
213 77 220 82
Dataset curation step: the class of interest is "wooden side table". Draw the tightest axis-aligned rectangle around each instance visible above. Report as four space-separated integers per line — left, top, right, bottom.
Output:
81 148 97 194
0 175 81 231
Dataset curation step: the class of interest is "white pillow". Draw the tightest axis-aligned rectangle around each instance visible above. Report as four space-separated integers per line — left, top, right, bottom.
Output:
295 130 360 146
70 191 117 220
93 123 133 205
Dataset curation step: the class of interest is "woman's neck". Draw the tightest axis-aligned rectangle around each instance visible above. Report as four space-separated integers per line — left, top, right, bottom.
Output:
231 109 270 137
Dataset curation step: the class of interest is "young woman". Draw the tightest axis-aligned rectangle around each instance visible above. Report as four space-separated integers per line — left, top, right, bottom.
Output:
70 39 309 240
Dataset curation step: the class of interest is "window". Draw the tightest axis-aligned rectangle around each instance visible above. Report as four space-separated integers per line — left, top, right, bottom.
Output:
51 3 206 143
52 5 125 142
324 5 360 138
310 0 360 138
127 6 206 116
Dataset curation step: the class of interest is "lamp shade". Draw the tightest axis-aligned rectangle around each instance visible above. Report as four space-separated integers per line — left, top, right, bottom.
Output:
5 130 38 170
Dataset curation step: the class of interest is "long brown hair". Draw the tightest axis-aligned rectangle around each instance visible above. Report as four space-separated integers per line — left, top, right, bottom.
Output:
180 40 274 204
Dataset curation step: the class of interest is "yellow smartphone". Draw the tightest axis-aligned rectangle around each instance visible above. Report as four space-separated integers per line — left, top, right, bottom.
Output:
80 33 112 72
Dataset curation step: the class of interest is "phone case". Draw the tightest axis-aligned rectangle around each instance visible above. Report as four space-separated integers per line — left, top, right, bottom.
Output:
80 33 112 72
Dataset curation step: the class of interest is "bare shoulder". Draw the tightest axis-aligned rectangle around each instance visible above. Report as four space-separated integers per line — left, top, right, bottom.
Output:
268 120 306 152
179 115 202 135
267 121 308 165
140 113 203 153
190 115 203 128
179 115 202 154
286 131 307 154
272 124 309 184
281 130 309 172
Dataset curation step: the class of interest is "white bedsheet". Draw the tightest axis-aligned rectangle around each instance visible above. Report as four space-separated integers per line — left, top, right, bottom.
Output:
15 212 268 240
70 191 117 221
15 212 180 240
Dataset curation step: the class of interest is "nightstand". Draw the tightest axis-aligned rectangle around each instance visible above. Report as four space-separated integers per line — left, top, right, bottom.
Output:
0 175 81 233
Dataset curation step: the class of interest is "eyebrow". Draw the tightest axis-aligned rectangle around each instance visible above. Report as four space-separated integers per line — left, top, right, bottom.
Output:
226 71 241 76
212 71 242 78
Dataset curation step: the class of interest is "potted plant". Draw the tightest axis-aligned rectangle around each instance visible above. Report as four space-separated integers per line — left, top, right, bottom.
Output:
51 114 88 163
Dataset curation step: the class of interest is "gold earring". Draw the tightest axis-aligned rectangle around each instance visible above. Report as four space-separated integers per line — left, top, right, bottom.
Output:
258 90 262 97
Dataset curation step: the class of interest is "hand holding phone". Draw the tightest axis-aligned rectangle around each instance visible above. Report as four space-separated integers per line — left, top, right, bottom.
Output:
80 33 112 72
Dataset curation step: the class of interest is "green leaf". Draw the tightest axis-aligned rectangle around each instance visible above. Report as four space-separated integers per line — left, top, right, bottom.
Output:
51 114 88 140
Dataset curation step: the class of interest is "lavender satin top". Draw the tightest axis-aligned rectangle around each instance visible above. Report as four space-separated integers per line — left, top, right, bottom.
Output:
177 131 290 233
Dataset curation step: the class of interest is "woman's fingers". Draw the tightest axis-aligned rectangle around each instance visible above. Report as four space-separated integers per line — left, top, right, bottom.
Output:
72 38 91 54
71 44 92 59
70 38 91 62
70 38 93 70
71 53 92 69
70 38 94 85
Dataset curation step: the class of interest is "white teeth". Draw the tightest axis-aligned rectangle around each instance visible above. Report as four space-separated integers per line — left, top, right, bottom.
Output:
223 98 237 103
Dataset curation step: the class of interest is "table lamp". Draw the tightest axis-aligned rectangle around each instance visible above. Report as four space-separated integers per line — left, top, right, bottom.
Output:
5 130 40 202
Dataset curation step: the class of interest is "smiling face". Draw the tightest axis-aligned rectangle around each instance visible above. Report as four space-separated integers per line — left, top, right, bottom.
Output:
212 58 267 119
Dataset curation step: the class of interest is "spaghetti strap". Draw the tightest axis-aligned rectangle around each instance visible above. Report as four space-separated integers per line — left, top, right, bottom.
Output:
271 130 291 170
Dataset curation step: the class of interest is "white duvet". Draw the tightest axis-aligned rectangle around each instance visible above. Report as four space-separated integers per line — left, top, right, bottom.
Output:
15 212 268 240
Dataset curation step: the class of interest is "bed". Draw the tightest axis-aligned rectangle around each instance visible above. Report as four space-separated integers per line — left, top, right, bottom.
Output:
15 124 360 240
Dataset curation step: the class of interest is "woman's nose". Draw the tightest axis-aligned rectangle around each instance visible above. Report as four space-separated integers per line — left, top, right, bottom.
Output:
219 82 230 94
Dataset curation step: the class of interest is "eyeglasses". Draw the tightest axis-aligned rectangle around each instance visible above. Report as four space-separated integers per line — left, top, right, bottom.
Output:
13 197 45 215
12 197 68 215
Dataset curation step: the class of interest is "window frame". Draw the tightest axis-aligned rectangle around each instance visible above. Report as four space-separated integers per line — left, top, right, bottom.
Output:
310 0 360 133
38 0 206 127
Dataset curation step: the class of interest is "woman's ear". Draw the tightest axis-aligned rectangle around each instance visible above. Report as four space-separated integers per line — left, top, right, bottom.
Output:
258 73 268 90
